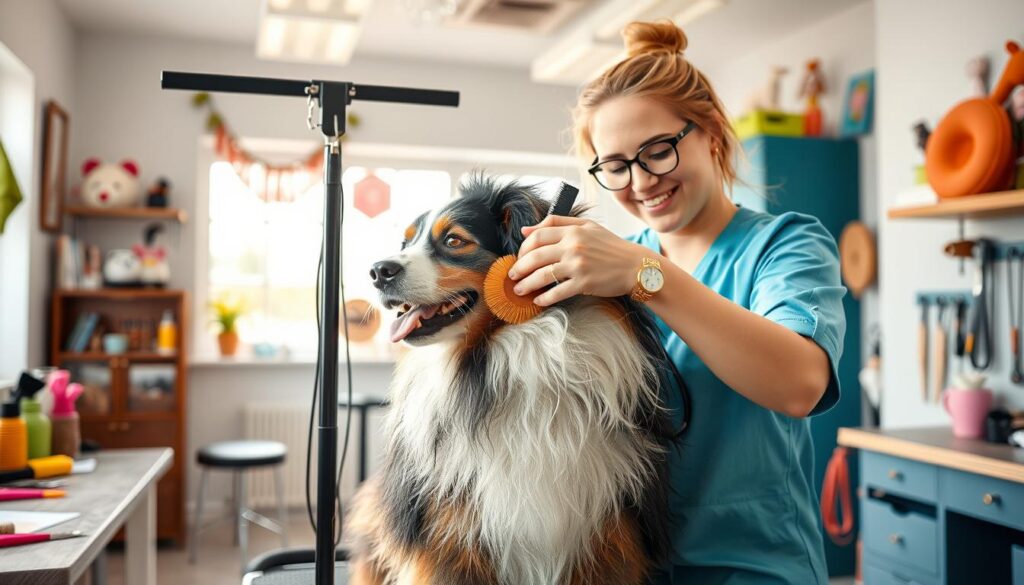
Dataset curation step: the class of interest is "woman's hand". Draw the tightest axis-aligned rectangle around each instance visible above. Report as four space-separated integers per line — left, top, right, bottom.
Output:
507 215 650 306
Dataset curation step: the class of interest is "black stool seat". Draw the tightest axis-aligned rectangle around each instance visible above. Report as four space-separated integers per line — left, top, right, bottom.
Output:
197 440 287 468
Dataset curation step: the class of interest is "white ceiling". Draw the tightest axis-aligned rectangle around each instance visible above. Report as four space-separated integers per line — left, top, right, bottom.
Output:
57 0 868 71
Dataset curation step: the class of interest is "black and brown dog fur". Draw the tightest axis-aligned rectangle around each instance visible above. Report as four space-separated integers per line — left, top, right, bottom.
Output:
347 174 685 585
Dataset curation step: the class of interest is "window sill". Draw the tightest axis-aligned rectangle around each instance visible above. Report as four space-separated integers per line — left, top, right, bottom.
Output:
189 352 397 368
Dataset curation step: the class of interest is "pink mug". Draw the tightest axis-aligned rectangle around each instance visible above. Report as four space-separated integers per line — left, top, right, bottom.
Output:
942 388 993 439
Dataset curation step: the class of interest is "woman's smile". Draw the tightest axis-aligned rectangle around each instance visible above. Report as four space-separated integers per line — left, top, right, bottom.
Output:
637 185 678 213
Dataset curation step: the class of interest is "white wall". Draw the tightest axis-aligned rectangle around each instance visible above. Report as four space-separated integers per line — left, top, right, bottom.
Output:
68 32 581 511
0 0 77 376
876 0 1024 427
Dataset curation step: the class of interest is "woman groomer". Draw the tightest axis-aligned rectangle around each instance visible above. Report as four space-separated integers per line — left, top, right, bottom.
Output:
509 20 846 584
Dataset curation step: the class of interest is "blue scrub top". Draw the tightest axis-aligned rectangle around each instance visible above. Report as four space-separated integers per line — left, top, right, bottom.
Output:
629 205 846 585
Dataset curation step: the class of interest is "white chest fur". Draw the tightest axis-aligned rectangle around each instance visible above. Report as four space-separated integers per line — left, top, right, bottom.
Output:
384 301 663 585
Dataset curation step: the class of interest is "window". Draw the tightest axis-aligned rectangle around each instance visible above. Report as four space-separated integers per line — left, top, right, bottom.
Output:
206 161 451 359
196 138 576 361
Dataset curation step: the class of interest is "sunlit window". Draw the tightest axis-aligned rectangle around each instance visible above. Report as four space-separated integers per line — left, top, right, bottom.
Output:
207 162 451 356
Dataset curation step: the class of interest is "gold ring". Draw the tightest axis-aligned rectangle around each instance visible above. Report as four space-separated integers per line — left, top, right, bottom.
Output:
548 265 560 285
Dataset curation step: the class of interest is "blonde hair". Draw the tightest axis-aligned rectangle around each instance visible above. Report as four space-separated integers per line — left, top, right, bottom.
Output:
572 20 740 189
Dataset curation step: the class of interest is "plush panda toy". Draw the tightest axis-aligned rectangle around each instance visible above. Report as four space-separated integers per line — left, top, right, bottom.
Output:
80 158 141 208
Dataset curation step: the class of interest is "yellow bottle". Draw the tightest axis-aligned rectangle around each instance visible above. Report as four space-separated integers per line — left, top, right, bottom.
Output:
0 401 28 471
157 310 177 355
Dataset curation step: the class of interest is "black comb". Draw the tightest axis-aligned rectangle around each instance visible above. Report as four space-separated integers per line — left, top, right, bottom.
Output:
549 182 579 217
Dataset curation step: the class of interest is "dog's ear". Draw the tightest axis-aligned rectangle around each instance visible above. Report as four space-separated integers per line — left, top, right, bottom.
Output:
494 187 544 255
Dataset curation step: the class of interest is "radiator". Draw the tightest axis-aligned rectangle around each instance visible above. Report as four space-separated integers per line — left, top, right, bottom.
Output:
243 402 312 508
243 402 366 509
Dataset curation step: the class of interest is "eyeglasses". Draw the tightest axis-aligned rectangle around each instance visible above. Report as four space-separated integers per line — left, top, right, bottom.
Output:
587 121 698 191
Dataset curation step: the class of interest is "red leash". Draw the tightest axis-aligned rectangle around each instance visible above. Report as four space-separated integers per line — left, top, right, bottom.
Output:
821 446 854 546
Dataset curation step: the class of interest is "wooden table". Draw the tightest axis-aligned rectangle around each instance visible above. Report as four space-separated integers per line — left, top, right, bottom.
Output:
0 448 173 585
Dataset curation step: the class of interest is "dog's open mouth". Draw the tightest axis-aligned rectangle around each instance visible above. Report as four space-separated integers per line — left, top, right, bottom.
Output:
390 291 478 343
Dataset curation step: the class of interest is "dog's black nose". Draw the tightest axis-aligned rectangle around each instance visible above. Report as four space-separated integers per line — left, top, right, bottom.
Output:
370 260 404 287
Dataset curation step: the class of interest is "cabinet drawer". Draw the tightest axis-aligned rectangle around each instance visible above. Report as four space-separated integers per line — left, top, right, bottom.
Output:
862 497 938 576
863 451 937 502
940 468 1024 532
863 562 938 585
82 420 177 450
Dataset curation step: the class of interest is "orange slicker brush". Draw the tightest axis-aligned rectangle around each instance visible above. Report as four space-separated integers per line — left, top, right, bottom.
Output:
484 182 579 324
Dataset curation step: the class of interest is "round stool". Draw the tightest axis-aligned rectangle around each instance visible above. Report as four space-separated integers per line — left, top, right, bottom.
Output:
189 440 289 573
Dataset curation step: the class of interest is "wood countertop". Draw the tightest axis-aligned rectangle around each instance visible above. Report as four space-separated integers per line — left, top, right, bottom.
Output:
838 426 1024 484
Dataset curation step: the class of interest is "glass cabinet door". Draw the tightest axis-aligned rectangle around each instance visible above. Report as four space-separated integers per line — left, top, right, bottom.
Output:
125 363 177 414
65 361 113 416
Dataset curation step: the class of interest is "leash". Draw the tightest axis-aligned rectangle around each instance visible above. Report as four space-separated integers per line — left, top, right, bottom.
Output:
821 446 854 546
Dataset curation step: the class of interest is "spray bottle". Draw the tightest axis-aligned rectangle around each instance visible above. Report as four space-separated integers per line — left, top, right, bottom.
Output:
49 371 83 458
20 375 51 459
0 373 44 471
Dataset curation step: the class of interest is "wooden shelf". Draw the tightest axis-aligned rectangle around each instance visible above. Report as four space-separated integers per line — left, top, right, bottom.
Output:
58 351 178 362
887 188 1024 219
65 206 187 223
54 288 185 300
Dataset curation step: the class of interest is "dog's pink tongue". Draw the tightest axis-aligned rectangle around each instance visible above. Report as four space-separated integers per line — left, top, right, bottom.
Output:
390 305 440 343
391 308 424 343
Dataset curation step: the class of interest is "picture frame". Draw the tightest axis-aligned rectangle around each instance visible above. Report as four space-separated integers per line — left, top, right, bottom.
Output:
840 70 874 137
40 100 69 233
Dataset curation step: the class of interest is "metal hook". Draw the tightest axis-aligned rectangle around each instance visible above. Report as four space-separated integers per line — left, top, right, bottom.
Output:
305 84 319 132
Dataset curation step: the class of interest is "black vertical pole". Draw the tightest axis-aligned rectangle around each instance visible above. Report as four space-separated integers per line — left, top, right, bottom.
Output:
316 141 342 585
160 71 457 584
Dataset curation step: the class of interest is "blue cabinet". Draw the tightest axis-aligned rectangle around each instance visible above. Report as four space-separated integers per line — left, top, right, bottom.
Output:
860 450 1024 584
1013 545 1024 585
736 136 863 577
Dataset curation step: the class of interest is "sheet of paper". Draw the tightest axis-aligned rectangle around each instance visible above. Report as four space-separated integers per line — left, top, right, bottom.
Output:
0 510 79 533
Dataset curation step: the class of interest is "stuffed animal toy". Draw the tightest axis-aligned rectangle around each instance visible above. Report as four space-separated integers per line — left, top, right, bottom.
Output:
744 65 788 114
103 249 141 287
135 224 170 287
80 158 141 208
147 177 170 208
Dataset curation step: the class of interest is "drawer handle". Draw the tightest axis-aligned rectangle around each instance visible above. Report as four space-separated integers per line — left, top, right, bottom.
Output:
982 493 1001 506
889 533 904 546
887 469 904 481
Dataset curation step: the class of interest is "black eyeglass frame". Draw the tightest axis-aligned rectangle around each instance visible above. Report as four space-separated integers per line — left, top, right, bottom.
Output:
587 121 699 191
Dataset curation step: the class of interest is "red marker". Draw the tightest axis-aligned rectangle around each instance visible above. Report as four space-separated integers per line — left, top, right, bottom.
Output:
0 488 65 502
0 531 84 548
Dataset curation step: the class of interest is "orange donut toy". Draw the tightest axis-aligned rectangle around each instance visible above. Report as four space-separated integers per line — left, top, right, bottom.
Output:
926 41 1024 198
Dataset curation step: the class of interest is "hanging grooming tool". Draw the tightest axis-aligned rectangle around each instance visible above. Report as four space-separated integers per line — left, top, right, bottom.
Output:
954 298 967 371
1009 247 1023 384
967 239 996 370
933 299 949 402
919 298 930 401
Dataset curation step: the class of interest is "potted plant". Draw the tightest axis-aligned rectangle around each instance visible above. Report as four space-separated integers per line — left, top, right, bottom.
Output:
210 296 245 357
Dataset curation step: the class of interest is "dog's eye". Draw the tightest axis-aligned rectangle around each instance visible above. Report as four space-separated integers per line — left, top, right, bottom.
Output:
444 235 466 248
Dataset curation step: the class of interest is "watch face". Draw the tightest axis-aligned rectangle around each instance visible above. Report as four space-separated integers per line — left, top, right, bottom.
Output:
640 267 664 292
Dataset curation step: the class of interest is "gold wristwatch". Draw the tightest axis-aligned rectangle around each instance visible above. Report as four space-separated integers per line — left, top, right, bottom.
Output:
630 257 664 303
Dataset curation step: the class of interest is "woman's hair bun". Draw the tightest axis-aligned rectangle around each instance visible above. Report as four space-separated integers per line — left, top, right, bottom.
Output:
622 20 688 58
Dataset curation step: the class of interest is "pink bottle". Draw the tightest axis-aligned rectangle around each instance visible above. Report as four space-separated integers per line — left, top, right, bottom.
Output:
49 371 83 457
942 388 993 439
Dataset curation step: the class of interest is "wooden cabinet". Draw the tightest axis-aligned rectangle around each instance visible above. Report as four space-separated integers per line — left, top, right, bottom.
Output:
50 289 188 544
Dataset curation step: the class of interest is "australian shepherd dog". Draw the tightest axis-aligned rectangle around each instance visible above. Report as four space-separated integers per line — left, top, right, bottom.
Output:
346 174 686 585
